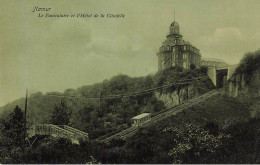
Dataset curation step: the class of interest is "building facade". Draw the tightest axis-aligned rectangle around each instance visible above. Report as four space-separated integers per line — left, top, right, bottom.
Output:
201 58 228 68
157 21 201 71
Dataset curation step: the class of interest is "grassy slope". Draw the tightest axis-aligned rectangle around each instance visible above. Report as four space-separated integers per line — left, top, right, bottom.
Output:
114 93 252 163
154 93 250 130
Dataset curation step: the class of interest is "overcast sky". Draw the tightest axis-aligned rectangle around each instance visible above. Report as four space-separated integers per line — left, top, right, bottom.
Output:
1 0 260 106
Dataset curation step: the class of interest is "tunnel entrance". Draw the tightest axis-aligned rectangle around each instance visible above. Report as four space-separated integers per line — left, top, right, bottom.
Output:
216 69 228 88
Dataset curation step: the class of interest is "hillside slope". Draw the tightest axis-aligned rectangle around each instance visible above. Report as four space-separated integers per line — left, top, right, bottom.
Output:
0 67 214 139
95 94 253 164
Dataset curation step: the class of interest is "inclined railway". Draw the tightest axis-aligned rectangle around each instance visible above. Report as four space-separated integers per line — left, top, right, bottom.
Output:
100 89 220 143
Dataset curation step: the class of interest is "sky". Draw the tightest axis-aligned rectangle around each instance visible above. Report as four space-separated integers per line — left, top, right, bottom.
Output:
1 0 260 106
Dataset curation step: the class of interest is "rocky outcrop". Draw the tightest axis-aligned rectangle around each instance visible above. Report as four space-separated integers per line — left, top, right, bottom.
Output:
227 67 260 98
155 80 214 108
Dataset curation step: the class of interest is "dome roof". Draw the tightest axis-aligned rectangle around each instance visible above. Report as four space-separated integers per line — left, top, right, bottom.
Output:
183 40 191 45
169 21 180 35
170 21 179 27
162 38 174 46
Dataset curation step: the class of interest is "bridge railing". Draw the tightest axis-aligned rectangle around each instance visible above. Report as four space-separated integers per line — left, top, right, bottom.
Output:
33 124 81 140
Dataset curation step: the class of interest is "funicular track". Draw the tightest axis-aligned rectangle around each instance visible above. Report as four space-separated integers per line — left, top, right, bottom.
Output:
100 89 220 143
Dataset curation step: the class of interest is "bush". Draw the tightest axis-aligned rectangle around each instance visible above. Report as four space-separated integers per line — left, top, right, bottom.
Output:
199 66 208 75
190 64 196 70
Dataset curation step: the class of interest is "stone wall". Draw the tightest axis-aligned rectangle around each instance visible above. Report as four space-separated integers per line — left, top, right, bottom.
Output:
207 67 216 86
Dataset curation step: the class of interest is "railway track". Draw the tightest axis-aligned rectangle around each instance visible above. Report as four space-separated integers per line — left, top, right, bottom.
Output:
100 89 220 143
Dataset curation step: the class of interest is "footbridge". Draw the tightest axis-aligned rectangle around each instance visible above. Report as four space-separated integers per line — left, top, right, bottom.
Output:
207 65 238 87
99 89 220 143
30 124 89 144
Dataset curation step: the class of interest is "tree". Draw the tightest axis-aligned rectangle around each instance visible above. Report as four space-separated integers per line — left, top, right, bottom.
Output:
50 100 70 125
0 105 27 163
64 88 77 96
2 106 26 147
199 66 208 75
233 50 260 84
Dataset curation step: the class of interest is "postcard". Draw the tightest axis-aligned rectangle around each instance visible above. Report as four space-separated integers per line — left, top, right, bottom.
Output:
0 0 260 164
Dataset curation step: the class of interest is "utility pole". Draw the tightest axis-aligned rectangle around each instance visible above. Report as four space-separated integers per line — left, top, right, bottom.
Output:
99 83 102 112
22 89 28 151
24 89 28 146
24 89 28 129
99 82 103 125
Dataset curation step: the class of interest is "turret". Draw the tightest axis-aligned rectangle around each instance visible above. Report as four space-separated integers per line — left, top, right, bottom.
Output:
169 21 180 35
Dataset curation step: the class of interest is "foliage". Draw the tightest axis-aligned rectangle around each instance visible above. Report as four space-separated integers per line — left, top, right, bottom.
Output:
190 63 196 70
167 124 230 164
50 100 70 125
123 127 159 163
1 106 26 147
154 66 214 105
234 49 260 77
28 137 95 164
0 106 29 163
199 66 208 75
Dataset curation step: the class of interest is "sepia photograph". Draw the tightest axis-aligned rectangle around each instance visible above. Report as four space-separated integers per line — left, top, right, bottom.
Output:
0 0 260 164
